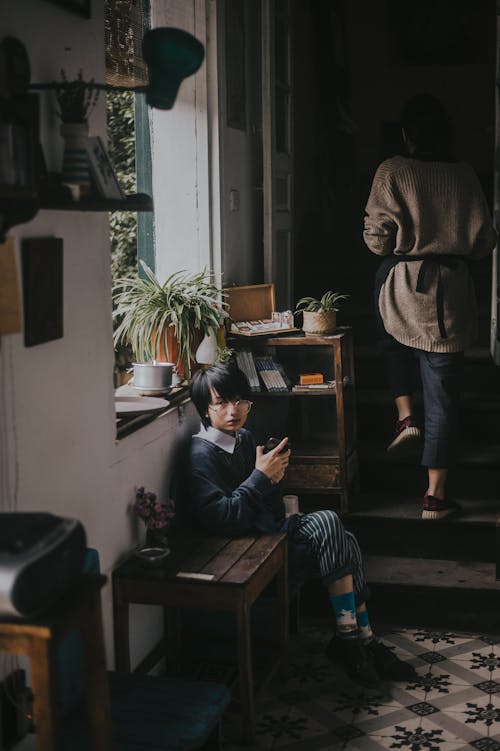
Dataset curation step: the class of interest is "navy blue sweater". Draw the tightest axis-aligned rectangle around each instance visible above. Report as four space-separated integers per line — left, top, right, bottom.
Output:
188 428 287 536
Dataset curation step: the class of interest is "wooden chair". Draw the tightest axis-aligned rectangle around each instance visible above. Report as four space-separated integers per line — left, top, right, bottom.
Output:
60 549 231 751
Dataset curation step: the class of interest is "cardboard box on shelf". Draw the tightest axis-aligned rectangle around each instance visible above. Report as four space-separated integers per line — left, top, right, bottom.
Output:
224 283 300 337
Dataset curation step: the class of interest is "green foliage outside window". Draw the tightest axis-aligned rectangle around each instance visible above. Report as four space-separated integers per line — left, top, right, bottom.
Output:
107 90 137 374
107 90 137 285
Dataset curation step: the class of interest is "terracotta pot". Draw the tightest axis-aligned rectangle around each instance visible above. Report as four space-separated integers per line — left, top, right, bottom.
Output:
301 310 337 336
153 325 203 380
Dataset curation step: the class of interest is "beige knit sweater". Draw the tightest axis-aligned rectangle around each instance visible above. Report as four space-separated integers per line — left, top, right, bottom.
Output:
364 156 497 352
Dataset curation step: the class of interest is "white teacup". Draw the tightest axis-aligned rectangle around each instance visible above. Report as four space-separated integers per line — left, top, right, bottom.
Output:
131 362 174 391
283 494 300 517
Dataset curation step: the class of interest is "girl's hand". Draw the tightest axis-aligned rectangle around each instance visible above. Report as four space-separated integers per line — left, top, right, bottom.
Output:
256 437 291 484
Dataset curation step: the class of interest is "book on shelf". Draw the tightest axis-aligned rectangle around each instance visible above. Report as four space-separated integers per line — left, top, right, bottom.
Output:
299 372 324 385
235 350 261 392
253 355 289 392
291 380 336 393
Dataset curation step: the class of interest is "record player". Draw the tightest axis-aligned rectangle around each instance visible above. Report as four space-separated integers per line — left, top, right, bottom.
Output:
0 512 86 618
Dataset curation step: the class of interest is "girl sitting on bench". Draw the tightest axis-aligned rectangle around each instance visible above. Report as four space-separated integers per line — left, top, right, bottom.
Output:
187 363 417 688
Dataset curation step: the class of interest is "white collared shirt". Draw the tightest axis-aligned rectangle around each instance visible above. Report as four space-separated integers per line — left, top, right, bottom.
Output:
194 424 238 454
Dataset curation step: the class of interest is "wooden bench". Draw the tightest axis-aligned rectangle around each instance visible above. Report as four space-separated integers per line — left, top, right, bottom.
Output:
112 530 289 743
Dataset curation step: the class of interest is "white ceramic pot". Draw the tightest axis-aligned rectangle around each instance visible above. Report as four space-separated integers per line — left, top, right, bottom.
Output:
131 362 174 391
195 328 218 365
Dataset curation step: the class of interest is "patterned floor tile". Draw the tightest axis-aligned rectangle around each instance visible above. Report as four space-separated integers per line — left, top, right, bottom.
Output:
258 704 334 748
407 629 473 650
364 714 467 743
440 693 500 735
428 659 489 687
221 622 500 750
316 688 405 724
450 649 500 680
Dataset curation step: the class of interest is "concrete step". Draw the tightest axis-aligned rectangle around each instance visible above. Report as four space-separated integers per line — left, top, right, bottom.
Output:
363 554 500 633
356 389 500 442
358 440 500 498
344 494 498 562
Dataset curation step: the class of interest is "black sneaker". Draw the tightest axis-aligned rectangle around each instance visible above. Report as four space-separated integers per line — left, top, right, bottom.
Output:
422 492 462 521
326 637 380 689
366 639 418 682
386 415 421 455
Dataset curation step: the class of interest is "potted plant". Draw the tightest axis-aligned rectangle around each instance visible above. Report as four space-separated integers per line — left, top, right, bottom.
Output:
51 69 101 193
295 290 349 336
112 261 227 379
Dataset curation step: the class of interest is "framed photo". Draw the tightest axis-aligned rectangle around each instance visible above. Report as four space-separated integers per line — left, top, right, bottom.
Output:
44 0 91 19
86 136 124 200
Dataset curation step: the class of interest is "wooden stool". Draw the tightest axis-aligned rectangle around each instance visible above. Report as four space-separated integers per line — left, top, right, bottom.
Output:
0 575 112 751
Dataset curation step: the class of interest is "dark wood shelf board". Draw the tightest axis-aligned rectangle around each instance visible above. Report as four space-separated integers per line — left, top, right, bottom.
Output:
39 193 153 212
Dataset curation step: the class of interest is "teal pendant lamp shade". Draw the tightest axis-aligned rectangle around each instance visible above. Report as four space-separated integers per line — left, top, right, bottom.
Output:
142 28 205 110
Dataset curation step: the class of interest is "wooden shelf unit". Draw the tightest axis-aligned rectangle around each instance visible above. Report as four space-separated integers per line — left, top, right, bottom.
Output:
230 327 358 514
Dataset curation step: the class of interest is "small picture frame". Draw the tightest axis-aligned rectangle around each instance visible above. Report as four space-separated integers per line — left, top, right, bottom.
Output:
86 136 124 200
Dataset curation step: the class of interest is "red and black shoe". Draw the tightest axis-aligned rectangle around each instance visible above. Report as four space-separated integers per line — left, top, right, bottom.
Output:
422 491 462 521
386 415 421 455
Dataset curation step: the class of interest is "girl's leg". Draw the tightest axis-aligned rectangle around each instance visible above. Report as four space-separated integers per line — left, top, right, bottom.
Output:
383 338 421 453
293 511 417 683
419 351 464 520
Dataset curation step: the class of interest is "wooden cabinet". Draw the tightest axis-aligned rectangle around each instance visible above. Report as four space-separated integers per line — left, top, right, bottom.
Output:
230 327 358 514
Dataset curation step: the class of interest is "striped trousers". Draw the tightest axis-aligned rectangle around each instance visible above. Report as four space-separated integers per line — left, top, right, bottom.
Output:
291 510 368 602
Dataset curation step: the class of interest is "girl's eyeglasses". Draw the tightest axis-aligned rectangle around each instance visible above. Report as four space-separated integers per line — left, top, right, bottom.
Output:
208 399 253 413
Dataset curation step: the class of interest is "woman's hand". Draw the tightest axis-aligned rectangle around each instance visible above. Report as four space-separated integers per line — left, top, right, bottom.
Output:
256 437 291 484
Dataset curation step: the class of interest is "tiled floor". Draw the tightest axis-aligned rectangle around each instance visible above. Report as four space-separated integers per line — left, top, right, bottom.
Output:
223 620 500 750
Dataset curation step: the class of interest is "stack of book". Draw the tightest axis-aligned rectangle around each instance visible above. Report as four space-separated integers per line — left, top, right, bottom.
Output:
235 350 261 392
292 381 336 393
253 356 289 392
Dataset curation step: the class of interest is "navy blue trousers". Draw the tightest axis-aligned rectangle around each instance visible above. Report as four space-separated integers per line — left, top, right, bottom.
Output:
381 336 464 468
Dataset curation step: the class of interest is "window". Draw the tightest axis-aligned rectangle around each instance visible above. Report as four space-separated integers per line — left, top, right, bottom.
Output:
105 0 152 380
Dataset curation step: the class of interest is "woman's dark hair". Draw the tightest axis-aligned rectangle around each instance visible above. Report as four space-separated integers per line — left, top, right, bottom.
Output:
401 93 453 161
190 363 251 428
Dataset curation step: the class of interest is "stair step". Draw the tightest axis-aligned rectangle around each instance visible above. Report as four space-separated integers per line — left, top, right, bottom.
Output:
365 554 500 592
344 494 498 562
364 554 500 632
356 390 500 441
359 440 500 467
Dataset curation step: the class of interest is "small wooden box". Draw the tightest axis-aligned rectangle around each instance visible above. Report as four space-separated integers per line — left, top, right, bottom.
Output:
225 283 299 336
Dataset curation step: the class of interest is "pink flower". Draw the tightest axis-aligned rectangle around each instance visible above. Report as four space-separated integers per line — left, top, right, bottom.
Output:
132 487 175 531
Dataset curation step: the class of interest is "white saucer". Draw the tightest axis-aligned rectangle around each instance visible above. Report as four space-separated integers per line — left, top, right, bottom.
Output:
131 385 172 396
115 395 170 417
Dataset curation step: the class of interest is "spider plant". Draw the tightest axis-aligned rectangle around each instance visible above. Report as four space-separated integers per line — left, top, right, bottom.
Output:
113 261 227 379
295 290 349 313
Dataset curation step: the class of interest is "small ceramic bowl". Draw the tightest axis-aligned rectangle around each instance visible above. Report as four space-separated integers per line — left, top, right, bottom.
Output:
135 545 171 567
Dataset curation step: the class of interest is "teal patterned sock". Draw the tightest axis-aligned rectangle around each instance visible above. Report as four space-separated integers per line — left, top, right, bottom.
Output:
330 591 358 639
356 608 374 643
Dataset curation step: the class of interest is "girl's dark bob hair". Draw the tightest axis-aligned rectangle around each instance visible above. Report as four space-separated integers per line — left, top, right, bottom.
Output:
401 93 453 161
190 363 251 428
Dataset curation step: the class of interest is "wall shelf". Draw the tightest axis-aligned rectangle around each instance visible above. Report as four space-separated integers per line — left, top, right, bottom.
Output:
39 193 153 212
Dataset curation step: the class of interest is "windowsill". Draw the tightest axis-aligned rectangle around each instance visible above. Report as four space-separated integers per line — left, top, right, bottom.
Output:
115 383 191 440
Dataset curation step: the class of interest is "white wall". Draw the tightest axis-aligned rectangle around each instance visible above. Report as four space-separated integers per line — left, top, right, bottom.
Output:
0 0 199 669
151 0 215 282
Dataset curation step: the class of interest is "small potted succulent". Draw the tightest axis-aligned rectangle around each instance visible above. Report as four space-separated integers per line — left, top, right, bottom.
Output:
52 69 101 193
113 261 227 380
295 290 349 336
